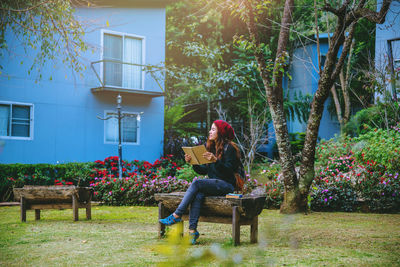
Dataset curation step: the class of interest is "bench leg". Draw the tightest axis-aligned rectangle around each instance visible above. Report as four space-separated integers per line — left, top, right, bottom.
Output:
35 209 41 221
158 202 167 238
232 206 240 246
86 196 92 220
250 216 258 243
20 197 26 222
72 194 79 221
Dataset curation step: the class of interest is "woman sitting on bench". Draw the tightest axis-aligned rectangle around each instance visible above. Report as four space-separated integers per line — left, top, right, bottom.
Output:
159 120 241 244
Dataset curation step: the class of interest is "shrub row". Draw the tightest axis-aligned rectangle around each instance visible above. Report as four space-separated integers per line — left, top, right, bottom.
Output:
0 162 95 201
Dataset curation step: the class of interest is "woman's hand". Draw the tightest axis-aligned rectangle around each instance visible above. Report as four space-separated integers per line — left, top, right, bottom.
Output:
203 152 217 162
185 154 192 163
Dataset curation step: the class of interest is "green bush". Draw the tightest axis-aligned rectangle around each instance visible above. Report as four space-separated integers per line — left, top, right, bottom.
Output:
343 102 400 136
0 162 95 201
353 126 400 172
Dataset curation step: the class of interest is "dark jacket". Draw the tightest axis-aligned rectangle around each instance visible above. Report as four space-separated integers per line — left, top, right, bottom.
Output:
192 143 239 187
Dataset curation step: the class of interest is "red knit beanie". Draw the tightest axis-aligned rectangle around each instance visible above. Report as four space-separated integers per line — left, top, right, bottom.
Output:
213 120 235 141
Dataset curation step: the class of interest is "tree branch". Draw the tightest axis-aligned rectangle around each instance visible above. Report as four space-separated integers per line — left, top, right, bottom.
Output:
354 0 392 24
330 21 356 81
0 0 52 13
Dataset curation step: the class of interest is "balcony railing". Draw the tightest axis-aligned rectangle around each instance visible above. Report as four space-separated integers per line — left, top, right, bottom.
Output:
90 59 164 97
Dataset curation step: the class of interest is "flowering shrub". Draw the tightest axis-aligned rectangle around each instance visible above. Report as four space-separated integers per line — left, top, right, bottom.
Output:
310 170 358 212
91 175 190 206
54 179 74 186
264 175 284 209
356 166 400 213
315 135 353 167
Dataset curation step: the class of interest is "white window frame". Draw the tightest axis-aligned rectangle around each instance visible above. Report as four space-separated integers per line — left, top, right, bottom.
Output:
0 101 34 140
103 110 141 145
100 29 146 90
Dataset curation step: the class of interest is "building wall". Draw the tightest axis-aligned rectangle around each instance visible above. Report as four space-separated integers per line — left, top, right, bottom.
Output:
286 39 340 141
375 0 400 99
0 7 165 164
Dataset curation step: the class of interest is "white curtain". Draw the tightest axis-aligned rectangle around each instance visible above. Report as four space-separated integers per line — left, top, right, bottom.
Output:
0 105 10 136
123 37 142 89
104 34 123 87
105 113 118 142
11 105 30 137
122 115 137 143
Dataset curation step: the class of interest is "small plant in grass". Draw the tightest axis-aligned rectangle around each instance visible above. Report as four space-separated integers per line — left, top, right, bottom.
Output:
259 162 281 181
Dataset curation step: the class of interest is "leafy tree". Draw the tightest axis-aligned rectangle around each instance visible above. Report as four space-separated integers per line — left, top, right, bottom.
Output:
0 0 87 79
232 0 392 213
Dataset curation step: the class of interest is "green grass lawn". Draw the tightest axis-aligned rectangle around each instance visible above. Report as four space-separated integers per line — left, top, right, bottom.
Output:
0 205 399 266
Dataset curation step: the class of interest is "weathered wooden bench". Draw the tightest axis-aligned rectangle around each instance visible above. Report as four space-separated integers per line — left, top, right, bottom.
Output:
155 192 265 246
13 186 93 222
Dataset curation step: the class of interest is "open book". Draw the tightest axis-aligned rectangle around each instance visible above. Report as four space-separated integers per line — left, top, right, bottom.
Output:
182 145 213 165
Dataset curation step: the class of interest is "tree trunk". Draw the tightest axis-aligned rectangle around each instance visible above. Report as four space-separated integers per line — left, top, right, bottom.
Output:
245 0 300 213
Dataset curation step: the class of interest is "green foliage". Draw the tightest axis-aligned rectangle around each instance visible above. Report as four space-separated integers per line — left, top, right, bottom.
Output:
175 164 203 182
0 162 95 201
273 132 308 160
343 102 400 136
353 125 400 172
0 0 88 79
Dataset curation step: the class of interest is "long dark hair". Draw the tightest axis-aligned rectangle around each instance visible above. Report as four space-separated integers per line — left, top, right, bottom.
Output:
206 136 240 160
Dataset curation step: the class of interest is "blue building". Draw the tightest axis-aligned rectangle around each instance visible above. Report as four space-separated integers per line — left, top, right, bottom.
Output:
0 1 166 164
285 33 341 141
375 0 400 100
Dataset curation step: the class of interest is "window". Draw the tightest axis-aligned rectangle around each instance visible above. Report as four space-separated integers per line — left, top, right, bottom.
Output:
103 31 144 89
0 102 33 139
395 59 400 91
105 112 139 144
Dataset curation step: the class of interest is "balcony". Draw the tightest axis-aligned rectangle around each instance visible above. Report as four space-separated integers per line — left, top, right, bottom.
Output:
90 59 164 97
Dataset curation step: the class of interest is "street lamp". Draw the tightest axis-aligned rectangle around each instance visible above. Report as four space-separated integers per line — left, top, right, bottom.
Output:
98 94 143 179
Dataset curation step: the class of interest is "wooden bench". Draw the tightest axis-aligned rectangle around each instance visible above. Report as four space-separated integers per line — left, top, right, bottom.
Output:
155 192 265 246
13 186 93 222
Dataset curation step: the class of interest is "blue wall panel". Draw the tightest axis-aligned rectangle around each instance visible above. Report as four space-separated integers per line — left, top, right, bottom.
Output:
0 6 165 164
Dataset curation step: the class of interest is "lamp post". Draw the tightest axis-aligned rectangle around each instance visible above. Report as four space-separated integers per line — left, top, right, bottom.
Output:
116 94 123 179
97 94 126 180
98 95 143 179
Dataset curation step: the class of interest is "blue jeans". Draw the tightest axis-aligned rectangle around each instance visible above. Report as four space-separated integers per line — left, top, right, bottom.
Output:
174 179 234 230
